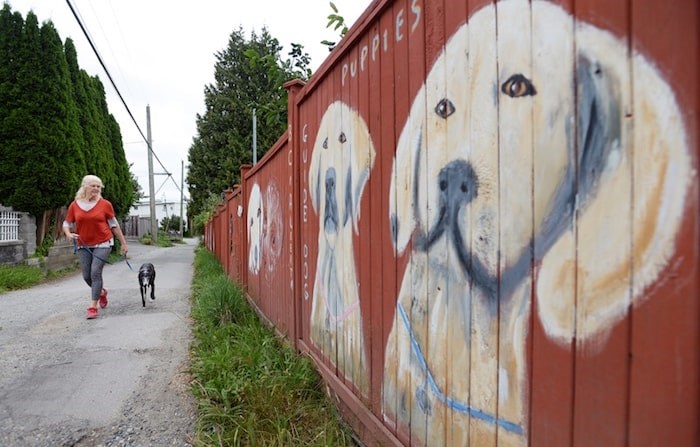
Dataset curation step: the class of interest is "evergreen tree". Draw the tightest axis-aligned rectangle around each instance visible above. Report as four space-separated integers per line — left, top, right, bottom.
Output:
187 27 311 218
105 111 133 218
5 13 83 217
64 39 132 218
85 78 114 187
160 214 182 233
0 5 138 229
0 6 25 201
64 38 92 175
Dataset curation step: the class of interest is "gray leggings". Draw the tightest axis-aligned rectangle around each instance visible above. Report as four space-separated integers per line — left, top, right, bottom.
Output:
78 247 111 300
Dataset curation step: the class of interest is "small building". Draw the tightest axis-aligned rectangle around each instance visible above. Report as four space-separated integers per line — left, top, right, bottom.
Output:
129 197 187 238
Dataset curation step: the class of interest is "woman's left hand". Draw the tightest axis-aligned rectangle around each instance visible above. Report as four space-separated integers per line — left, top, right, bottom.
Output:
121 245 128 256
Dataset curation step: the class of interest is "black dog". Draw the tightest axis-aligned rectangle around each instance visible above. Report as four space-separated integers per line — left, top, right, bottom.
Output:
138 263 156 307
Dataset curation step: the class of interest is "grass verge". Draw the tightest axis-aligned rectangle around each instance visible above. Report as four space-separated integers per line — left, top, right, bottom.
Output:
0 243 135 295
189 246 357 446
0 264 45 293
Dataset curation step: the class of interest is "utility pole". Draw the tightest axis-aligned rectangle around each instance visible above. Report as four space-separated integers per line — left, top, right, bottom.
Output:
252 108 257 165
179 160 184 238
147 105 157 242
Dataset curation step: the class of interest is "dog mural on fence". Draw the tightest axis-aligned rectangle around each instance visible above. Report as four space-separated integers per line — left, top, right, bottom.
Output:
247 182 263 275
247 181 284 278
382 1 694 445
262 180 283 279
308 101 376 395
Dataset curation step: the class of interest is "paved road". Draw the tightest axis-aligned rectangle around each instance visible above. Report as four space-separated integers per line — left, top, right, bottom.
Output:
0 238 198 446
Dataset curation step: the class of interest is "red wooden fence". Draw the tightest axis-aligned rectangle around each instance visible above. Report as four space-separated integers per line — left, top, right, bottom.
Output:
205 0 699 445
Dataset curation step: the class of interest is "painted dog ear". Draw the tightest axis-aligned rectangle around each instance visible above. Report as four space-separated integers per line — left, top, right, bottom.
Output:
390 87 426 254
536 23 693 346
309 104 334 213
575 53 622 209
343 103 376 233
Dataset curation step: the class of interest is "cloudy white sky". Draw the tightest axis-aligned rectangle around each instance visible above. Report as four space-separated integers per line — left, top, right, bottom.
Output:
5 0 371 214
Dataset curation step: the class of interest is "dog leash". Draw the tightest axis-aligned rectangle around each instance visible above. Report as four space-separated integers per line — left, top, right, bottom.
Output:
124 257 135 271
72 238 135 271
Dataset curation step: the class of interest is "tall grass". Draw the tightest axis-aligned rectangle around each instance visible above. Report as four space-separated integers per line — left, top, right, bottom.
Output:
190 246 356 446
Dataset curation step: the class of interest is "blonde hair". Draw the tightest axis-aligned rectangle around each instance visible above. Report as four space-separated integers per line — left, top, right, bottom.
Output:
75 174 104 200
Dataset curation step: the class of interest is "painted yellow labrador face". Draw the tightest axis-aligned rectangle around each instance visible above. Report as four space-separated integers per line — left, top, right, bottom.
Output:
384 0 693 444
247 182 262 275
390 0 691 337
309 101 376 249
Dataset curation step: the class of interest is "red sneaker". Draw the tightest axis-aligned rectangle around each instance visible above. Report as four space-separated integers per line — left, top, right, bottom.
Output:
99 288 108 308
87 307 98 319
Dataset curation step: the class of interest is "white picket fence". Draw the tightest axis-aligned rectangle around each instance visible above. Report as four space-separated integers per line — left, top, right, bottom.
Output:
0 210 21 242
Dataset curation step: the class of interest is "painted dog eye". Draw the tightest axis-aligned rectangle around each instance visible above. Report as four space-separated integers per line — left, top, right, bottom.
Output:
322 137 328 149
338 132 347 144
435 98 455 119
501 74 537 98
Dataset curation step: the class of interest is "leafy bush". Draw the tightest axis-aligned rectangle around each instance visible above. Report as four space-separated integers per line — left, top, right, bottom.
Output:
35 234 54 257
140 233 153 245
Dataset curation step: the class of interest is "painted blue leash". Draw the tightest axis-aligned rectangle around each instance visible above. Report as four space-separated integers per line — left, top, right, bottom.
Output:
72 238 135 271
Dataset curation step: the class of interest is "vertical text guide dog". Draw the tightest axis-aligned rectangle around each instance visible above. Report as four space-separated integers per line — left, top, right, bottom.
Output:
138 263 156 307
381 0 694 445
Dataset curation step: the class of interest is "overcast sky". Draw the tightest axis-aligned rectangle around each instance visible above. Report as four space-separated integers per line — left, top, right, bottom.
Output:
5 0 371 211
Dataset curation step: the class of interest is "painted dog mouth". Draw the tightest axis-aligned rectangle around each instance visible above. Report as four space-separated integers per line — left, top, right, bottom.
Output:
324 214 338 234
416 159 478 249
411 159 498 298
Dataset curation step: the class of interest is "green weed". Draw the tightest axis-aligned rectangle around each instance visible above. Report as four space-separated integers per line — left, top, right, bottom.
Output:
189 246 356 446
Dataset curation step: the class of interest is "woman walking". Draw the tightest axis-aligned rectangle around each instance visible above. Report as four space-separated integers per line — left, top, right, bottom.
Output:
62 175 128 319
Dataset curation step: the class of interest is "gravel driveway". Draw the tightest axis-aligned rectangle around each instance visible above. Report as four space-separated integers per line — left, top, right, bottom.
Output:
0 238 198 446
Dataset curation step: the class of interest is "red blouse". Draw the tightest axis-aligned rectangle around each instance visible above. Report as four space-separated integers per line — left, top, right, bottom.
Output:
65 198 116 246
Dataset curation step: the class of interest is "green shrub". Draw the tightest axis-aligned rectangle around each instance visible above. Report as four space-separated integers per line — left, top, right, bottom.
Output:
35 234 54 257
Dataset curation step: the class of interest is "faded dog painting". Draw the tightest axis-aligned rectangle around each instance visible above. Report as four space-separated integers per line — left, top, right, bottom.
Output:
382 0 694 446
308 100 376 396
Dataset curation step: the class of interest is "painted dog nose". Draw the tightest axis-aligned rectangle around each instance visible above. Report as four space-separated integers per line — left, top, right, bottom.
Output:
438 159 478 211
324 167 339 233
410 158 480 252
325 167 336 195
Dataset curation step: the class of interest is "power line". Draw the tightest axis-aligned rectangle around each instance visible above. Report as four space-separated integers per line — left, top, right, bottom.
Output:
65 0 145 144
64 0 182 195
